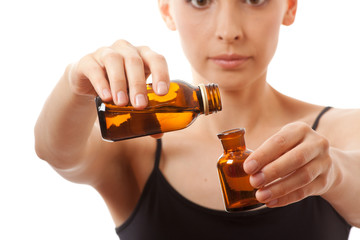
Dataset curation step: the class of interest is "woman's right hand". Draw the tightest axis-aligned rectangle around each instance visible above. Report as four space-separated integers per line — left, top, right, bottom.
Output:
68 39 170 109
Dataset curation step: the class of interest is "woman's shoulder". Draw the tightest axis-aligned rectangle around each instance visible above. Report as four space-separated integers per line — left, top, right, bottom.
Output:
314 107 360 150
318 107 360 129
281 96 360 149
282 95 359 129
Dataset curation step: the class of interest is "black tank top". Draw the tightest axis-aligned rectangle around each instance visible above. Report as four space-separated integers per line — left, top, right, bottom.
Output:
116 106 351 240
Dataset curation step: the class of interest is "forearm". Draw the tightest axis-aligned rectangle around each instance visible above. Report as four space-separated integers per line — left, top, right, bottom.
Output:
35 65 97 169
322 148 360 227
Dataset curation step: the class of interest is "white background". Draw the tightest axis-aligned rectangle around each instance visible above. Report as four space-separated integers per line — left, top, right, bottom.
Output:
0 0 359 239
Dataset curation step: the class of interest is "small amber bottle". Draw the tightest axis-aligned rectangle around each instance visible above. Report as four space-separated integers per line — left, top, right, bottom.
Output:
217 128 264 212
95 80 222 141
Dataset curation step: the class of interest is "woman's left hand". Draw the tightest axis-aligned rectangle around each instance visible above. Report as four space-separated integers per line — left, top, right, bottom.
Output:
243 122 336 207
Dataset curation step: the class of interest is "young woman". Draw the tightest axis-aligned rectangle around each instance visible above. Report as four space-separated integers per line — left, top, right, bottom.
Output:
35 0 360 239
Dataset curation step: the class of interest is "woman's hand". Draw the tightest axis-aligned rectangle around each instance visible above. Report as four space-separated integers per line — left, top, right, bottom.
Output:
68 39 170 109
244 122 336 207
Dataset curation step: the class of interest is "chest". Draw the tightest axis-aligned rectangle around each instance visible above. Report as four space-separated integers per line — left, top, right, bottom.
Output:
159 138 227 210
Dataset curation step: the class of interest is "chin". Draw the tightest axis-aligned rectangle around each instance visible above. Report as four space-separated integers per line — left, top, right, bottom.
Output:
202 71 252 89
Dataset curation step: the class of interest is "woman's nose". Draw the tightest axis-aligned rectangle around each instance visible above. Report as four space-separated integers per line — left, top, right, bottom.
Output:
217 34 240 41
215 5 243 42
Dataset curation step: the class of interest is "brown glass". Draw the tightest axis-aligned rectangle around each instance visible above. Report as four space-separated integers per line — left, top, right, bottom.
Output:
217 128 264 212
95 80 222 141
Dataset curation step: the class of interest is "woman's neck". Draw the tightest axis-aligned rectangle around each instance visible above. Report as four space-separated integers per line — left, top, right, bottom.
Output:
193 73 290 138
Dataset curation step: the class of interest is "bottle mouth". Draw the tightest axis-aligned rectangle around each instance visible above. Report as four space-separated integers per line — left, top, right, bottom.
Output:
199 83 222 115
208 83 222 113
217 128 245 140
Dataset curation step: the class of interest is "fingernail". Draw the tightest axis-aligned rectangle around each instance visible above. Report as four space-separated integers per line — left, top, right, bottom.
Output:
257 189 272 202
157 81 168 95
244 160 259 174
117 91 127 105
250 172 265 188
102 89 111 99
135 94 147 107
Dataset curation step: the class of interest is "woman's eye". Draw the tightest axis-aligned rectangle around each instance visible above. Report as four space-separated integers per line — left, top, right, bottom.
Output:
187 0 212 9
244 0 267 6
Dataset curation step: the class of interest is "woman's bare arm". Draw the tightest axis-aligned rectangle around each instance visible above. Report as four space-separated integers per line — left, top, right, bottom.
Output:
34 40 170 185
34 64 122 185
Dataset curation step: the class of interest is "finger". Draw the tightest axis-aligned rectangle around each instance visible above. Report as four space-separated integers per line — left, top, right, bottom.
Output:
255 158 323 204
250 140 322 188
80 55 112 101
138 46 170 96
244 122 310 175
125 54 148 108
99 48 129 106
263 175 327 208
110 40 148 109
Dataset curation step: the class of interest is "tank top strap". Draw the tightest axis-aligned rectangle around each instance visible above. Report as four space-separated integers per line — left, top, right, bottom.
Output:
154 138 162 169
312 106 332 131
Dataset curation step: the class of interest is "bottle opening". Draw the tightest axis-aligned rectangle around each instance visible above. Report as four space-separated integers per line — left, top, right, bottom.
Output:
217 128 245 140
207 83 222 113
198 83 222 115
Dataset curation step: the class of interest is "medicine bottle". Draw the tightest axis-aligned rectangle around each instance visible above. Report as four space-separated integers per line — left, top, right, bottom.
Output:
96 80 222 141
217 128 264 212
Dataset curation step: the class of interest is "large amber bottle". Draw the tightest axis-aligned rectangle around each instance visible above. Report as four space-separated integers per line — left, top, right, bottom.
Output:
217 128 264 212
96 80 222 141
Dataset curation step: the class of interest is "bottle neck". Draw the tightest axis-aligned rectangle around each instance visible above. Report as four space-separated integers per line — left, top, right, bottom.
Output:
217 128 246 153
198 83 222 115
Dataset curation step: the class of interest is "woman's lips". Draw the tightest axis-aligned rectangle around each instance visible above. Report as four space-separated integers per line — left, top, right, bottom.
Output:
209 54 250 69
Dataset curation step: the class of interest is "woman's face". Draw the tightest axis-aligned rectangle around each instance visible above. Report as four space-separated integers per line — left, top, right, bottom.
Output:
162 0 296 90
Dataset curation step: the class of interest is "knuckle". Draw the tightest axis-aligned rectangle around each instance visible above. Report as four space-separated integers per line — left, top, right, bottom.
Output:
281 122 310 137
131 81 147 91
78 56 101 78
109 77 125 86
272 134 287 147
113 39 131 47
139 46 166 62
78 54 94 68
94 47 111 60
253 149 267 163
318 136 330 151
102 50 121 63
299 167 315 185
68 62 81 79
137 45 151 52
126 55 143 66
94 46 107 54
152 53 166 62
295 122 310 132
293 150 307 166
87 62 102 77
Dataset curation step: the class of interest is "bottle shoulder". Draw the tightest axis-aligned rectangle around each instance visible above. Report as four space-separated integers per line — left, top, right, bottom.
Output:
218 150 252 162
172 79 196 88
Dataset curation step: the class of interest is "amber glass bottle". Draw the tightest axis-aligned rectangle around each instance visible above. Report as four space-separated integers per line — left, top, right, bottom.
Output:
95 80 222 141
217 128 264 212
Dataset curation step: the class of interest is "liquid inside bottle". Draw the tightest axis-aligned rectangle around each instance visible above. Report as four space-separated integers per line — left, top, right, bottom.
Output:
217 128 264 212
96 80 222 141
